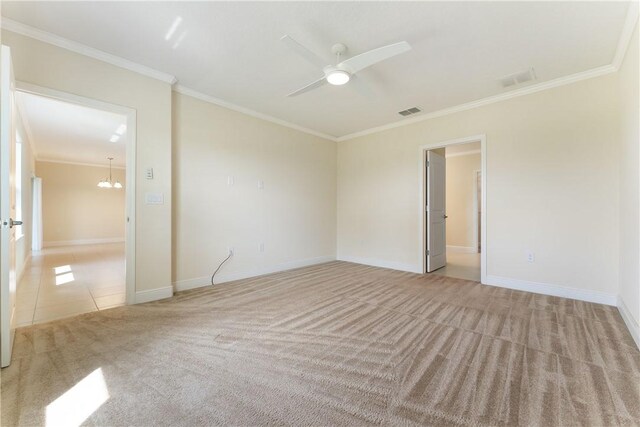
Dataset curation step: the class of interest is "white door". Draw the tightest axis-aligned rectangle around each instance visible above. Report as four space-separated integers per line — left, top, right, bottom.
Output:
0 45 18 367
426 150 446 272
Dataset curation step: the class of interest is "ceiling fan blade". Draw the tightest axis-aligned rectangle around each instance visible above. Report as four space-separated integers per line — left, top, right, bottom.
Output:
339 41 411 74
286 76 327 97
281 35 327 69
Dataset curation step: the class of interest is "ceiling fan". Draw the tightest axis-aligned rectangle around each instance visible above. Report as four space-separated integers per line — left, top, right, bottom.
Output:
281 35 412 97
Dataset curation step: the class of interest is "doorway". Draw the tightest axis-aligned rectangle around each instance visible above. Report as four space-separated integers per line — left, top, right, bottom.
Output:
420 135 486 283
11 83 137 328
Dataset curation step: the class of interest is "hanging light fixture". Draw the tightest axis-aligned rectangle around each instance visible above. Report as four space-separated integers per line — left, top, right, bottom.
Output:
97 157 123 189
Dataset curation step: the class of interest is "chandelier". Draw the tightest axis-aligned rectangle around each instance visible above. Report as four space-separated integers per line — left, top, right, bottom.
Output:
97 157 123 189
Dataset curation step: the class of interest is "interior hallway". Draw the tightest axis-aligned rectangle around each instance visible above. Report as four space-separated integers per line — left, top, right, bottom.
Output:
433 251 481 282
15 243 126 326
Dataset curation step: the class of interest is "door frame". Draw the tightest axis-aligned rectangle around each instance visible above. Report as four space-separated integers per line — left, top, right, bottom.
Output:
419 134 487 283
473 169 481 253
16 81 137 305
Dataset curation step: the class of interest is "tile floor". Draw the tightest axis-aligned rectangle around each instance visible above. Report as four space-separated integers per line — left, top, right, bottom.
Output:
15 243 126 327
432 250 481 281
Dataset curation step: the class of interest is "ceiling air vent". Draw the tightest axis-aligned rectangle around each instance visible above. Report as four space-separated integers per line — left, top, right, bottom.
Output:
500 68 537 88
398 106 422 117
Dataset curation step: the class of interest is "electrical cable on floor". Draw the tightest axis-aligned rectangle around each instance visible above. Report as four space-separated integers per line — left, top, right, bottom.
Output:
211 253 232 285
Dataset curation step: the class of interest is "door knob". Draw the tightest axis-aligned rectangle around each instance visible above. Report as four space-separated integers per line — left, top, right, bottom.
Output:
9 218 22 228
443 215 448 219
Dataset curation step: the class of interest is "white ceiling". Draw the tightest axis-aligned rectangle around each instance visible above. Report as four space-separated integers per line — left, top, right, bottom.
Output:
2 2 631 139
17 92 127 167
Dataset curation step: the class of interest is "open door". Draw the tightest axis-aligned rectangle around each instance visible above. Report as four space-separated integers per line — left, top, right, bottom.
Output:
0 45 19 367
426 150 446 272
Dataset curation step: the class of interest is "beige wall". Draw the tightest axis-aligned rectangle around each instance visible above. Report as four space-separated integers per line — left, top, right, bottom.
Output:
445 152 481 249
338 72 620 296
172 92 336 287
617 23 639 334
36 161 125 244
2 30 172 294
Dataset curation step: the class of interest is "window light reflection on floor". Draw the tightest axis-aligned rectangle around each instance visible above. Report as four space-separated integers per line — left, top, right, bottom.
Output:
53 265 74 286
46 368 109 427
55 273 75 286
53 265 71 275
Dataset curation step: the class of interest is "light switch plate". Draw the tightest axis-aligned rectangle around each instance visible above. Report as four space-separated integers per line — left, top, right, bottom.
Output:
146 168 154 179
145 192 164 205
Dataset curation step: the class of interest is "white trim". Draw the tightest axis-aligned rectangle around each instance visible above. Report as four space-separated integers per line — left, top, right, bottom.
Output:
473 169 481 253
134 286 173 304
420 135 487 284
174 255 337 291
44 237 124 248
1 18 177 84
336 255 421 274
36 158 126 170
485 274 617 306
338 65 616 142
612 2 639 70
173 85 337 142
445 149 481 158
446 245 477 254
15 81 137 306
617 295 640 350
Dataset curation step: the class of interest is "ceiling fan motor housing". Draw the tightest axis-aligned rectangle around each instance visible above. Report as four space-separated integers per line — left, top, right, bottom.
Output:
331 43 348 56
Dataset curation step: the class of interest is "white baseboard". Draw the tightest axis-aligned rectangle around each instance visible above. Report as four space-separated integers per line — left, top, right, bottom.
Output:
336 255 422 274
447 245 478 254
173 255 336 292
44 237 124 248
617 295 640 350
484 274 617 306
134 286 173 304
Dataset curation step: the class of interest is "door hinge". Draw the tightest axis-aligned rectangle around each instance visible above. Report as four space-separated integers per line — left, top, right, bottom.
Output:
426 250 430 256
427 160 430 167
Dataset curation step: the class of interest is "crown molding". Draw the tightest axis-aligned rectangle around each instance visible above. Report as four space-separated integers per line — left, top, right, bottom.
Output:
612 1 639 70
1 18 177 85
173 84 338 142
336 64 617 142
36 158 126 170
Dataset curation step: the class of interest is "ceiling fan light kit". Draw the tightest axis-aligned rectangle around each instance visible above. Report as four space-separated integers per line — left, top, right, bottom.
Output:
325 68 350 85
281 35 412 97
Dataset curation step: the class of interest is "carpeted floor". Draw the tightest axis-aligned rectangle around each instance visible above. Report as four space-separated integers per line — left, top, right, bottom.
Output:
1 261 639 426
